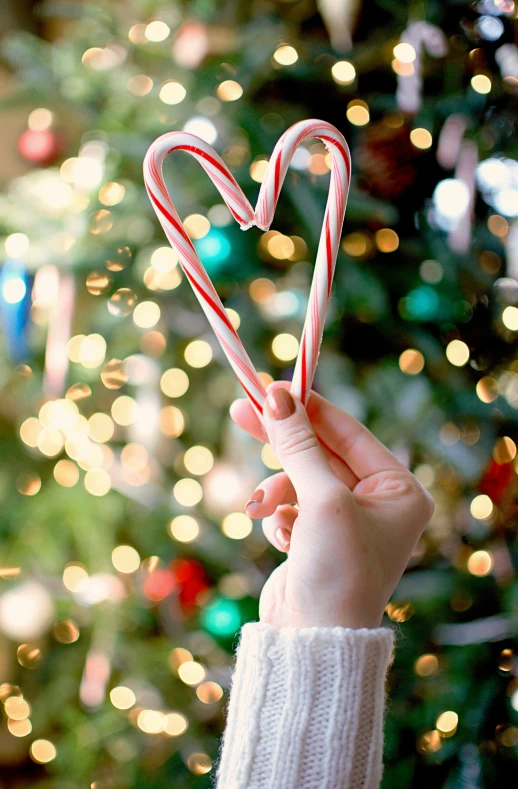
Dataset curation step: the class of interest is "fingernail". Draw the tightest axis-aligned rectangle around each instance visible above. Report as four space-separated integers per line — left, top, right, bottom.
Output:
245 489 264 514
266 389 296 421
275 527 291 551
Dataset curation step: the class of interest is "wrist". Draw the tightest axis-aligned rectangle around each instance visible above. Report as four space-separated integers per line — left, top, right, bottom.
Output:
260 606 384 630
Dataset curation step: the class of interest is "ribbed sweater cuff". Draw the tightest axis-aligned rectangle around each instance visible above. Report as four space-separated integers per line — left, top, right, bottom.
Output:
215 622 395 789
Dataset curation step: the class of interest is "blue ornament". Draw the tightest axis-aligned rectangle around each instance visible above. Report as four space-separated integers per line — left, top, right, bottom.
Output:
194 229 231 274
0 261 33 362
201 596 242 637
404 286 439 321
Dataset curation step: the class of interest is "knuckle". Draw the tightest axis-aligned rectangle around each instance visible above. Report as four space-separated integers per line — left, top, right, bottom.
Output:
406 474 435 522
275 423 319 458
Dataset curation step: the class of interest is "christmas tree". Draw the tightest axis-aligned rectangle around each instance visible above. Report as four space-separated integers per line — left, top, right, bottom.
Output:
0 0 517 786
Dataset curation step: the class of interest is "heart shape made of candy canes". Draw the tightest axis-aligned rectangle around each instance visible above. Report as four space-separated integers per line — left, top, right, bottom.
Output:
144 119 351 420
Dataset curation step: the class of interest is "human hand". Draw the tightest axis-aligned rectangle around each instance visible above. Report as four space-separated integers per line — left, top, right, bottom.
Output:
230 383 434 630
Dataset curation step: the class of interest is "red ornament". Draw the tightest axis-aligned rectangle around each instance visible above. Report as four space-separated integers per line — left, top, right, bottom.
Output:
172 559 210 610
18 129 61 165
356 121 419 200
143 569 176 602
479 460 513 504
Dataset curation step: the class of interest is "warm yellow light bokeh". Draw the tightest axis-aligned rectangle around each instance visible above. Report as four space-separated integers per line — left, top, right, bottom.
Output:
217 80 243 101
160 405 185 437
84 468 111 496
184 446 214 475
164 712 188 736
502 306 518 330
30 739 57 764
471 74 491 94
410 128 433 149
145 21 170 41
196 681 224 704
63 563 88 592
393 43 416 63
110 686 136 709
178 661 206 686
161 368 189 398
54 459 79 487
476 376 499 403
222 512 253 539
375 228 399 252
346 101 369 126
187 753 213 775
470 494 493 520
173 478 203 506
184 340 212 368
414 654 439 677
399 349 425 375
183 214 210 239
331 61 356 85
467 550 493 577
112 545 141 573
250 158 269 183
159 81 186 104
272 333 299 361
436 710 458 735
445 339 469 367
273 45 298 65
169 515 200 543
111 396 138 426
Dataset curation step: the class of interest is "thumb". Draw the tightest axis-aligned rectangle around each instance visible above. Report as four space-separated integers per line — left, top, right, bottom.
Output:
263 387 338 508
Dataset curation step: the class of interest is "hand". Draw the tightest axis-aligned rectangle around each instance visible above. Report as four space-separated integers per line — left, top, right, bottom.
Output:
230 383 434 630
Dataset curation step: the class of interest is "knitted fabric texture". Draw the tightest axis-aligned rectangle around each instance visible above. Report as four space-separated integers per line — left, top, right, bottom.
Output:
215 623 395 789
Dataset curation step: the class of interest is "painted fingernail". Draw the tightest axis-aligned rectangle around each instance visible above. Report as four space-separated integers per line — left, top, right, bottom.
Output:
245 489 264 514
275 527 291 551
266 389 296 421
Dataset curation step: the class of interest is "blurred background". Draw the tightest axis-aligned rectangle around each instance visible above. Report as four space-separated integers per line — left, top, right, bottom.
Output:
0 0 517 786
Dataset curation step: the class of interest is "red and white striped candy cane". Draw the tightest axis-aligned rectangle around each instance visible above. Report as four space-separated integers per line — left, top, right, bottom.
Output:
396 22 448 115
144 119 351 419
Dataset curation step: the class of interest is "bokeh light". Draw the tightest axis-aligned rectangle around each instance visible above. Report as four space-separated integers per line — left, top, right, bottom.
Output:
272 333 299 361
173 478 203 507
470 494 493 520
110 686 136 710
217 80 243 101
446 340 470 367
30 739 57 764
169 515 200 543
467 550 493 577
273 45 298 65
399 349 425 375
222 512 253 539
161 368 189 397
184 340 212 368
331 61 356 84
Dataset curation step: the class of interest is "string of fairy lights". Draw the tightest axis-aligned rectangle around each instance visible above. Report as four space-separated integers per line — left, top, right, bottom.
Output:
1 4 518 773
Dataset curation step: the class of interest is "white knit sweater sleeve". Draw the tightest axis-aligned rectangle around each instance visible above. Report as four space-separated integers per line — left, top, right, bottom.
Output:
214 622 395 789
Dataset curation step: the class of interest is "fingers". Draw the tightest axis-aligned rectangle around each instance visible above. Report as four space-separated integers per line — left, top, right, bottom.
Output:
262 505 297 552
245 471 296 519
231 385 359 490
231 382 403 480
263 387 345 510
305 390 404 479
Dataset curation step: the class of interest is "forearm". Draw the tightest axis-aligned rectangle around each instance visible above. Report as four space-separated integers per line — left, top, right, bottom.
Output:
215 622 395 789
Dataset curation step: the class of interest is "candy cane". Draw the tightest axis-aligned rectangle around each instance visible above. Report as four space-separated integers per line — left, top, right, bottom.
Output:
396 22 448 115
144 119 351 419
